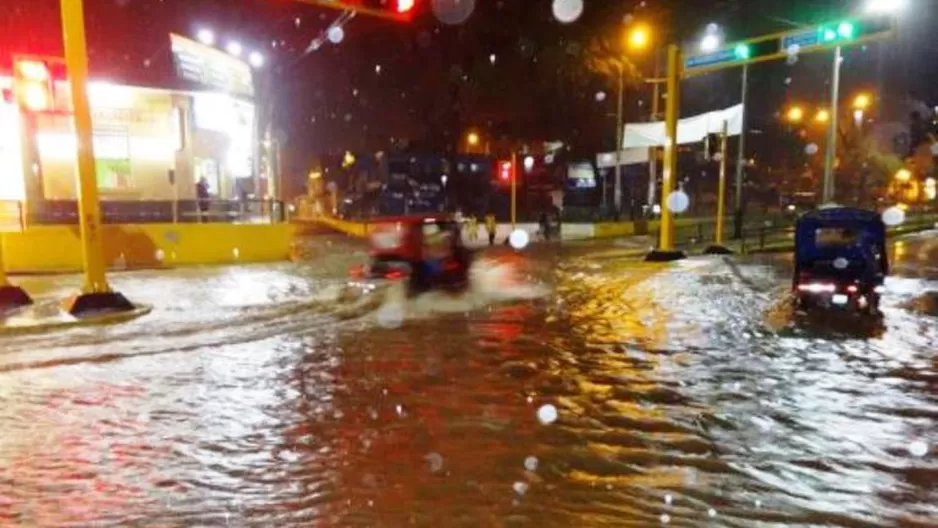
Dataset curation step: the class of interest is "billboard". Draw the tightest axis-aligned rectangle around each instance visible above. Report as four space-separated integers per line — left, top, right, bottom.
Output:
169 33 254 99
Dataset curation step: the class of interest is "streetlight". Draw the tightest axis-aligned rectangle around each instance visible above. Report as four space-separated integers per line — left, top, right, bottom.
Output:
613 23 652 216
853 93 871 110
226 41 243 57
815 109 830 123
197 28 215 46
786 106 805 123
467 132 480 147
249 51 265 68
699 33 721 53
853 92 871 129
864 0 908 13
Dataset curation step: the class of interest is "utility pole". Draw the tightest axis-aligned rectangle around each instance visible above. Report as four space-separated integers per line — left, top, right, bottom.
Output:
822 46 842 204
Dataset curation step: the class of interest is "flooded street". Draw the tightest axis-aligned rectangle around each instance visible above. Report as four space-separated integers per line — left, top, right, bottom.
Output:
2 232 938 527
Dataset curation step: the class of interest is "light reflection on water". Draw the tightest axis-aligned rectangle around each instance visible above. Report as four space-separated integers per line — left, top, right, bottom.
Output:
0 234 936 525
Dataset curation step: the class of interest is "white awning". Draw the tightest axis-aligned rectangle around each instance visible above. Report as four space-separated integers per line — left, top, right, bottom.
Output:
622 104 744 148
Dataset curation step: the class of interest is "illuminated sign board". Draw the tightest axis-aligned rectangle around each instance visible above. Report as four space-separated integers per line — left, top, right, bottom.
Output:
169 33 254 99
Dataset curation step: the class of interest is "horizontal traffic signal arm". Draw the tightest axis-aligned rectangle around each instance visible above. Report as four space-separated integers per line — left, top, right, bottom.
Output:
681 16 894 78
291 0 414 21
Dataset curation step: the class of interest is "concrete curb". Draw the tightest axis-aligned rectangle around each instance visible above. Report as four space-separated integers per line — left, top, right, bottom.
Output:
0 304 153 337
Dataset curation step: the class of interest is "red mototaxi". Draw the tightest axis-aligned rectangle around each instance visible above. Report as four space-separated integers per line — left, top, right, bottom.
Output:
349 215 472 294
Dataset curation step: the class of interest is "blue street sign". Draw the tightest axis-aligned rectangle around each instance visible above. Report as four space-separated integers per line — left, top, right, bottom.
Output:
780 29 820 52
685 49 736 70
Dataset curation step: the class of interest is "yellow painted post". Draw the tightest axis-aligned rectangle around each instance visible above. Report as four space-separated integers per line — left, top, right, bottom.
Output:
60 0 110 294
658 44 681 252
510 151 517 229
715 120 728 245
0 237 8 287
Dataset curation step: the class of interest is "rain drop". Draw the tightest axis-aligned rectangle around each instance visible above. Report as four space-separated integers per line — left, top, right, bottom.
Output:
882 206 905 227
327 26 345 44
552 0 584 24
660 513 671 524
513 481 529 495
155 249 165 262
595 91 607 102
805 143 819 155
377 303 404 328
232 247 240 260
666 190 690 214
537 404 558 424
432 0 476 25
509 229 530 250
425 452 444 472
664 494 672 505
524 456 538 472
908 440 929 457
708 508 717 517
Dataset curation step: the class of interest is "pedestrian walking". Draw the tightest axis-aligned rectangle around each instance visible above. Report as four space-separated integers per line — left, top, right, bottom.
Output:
485 212 497 246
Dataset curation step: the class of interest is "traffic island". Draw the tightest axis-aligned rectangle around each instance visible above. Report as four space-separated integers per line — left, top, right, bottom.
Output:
1 301 152 337
703 244 735 255
644 249 687 262
62 291 137 318
0 284 33 312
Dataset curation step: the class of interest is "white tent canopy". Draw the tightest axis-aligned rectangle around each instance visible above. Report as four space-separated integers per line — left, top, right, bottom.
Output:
622 103 744 148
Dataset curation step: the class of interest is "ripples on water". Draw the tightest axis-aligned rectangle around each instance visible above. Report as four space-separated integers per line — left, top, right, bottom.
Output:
1 235 937 526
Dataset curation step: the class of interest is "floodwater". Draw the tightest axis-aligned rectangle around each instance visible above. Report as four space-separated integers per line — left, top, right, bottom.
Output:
1 231 937 527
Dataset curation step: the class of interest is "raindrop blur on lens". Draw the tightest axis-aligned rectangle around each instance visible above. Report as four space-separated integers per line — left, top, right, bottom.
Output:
432 0 476 25
666 190 690 214
552 0 584 24
882 206 905 227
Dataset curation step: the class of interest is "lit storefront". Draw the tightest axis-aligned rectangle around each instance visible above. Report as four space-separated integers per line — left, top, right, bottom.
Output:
0 76 256 218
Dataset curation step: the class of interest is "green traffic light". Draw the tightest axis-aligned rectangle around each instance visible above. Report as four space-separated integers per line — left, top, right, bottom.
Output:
734 44 750 60
837 21 855 39
822 27 837 41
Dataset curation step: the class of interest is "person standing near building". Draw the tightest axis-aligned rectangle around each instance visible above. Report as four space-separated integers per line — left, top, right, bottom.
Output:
467 214 479 243
196 177 211 223
485 212 497 246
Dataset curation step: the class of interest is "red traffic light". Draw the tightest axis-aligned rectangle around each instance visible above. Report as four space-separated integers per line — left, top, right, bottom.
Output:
13 59 54 112
499 161 512 181
396 0 415 13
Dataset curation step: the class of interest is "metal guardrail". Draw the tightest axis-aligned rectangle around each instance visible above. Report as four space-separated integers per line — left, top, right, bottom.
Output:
650 212 938 254
21 199 287 225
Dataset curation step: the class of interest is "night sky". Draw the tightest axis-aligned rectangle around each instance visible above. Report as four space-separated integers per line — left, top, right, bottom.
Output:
3 0 937 176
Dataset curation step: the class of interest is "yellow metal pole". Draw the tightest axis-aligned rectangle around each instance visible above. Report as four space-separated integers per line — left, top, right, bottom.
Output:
0 238 8 287
60 0 110 294
510 151 517 229
658 44 681 252
715 120 728 245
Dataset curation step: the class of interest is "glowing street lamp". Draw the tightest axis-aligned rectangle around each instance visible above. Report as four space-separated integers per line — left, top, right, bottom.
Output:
466 132 480 147
628 24 650 51
197 28 215 46
815 109 830 124
699 33 721 53
226 41 242 57
786 106 805 123
864 0 908 14
853 93 871 110
249 51 265 68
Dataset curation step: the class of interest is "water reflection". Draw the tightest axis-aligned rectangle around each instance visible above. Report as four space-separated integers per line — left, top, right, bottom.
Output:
0 234 936 525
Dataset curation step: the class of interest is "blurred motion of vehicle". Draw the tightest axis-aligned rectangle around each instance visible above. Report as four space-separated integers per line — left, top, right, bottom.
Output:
348 214 472 297
793 207 888 314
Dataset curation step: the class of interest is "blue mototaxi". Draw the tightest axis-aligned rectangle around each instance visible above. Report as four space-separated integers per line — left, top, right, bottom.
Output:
793 207 889 313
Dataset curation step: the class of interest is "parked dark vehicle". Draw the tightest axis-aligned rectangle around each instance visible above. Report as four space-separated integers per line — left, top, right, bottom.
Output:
793 207 888 314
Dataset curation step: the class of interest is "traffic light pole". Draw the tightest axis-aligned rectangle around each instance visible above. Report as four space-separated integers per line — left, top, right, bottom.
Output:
822 46 842 204
60 0 135 316
614 64 624 218
733 63 748 239
510 152 517 229
645 44 686 262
